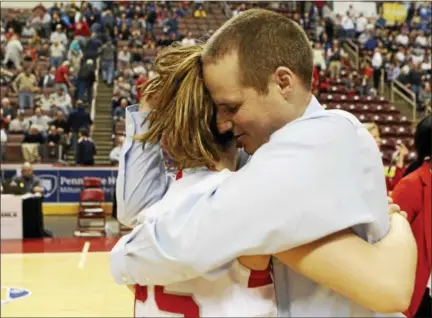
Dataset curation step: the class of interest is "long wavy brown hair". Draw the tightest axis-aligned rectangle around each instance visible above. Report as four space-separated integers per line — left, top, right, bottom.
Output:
135 44 225 170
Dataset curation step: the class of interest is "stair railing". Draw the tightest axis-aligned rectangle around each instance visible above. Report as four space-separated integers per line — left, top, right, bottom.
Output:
90 57 101 138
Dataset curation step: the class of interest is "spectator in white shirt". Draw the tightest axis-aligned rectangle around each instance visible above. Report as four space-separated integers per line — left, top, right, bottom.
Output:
396 31 409 47
181 32 196 46
29 107 51 134
2 33 23 69
341 12 355 38
50 87 72 116
421 54 431 73
312 42 326 70
38 90 53 111
8 110 30 133
355 13 368 36
117 46 131 71
395 47 406 64
415 31 427 47
22 21 36 38
372 48 383 90
50 24 68 46
412 51 424 65
109 135 125 165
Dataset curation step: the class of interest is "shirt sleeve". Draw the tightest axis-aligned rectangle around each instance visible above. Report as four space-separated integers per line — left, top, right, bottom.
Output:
391 176 420 224
111 115 378 286
116 105 174 226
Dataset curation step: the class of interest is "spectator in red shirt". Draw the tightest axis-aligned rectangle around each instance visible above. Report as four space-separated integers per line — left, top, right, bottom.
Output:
73 18 90 38
55 60 71 94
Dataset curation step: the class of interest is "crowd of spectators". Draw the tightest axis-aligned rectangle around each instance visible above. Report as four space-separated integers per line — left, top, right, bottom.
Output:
333 3 431 112
0 1 101 164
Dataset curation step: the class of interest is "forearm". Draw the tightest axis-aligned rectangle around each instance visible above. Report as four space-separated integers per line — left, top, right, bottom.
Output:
116 105 174 226
274 221 416 313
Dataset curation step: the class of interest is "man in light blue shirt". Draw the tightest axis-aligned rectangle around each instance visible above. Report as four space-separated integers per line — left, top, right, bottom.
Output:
111 9 411 317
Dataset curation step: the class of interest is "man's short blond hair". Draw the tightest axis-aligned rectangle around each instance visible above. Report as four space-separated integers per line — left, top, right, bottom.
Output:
203 8 313 93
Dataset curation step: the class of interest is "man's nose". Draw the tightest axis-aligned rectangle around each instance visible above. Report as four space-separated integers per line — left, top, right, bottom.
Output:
217 120 233 134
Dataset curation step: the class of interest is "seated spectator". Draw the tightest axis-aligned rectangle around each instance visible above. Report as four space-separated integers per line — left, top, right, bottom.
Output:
113 98 128 122
23 42 37 62
50 40 65 68
77 59 96 104
396 30 409 47
22 21 36 38
194 5 208 18
40 66 56 88
28 107 51 135
13 67 39 109
37 89 53 112
47 125 61 158
1 97 14 124
113 76 132 100
117 46 131 71
386 62 401 83
73 17 90 39
50 24 68 46
13 162 44 194
109 135 124 165
8 110 30 134
49 110 68 132
21 126 45 163
312 42 326 70
181 31 196 46
50 86 72 116
2 32 23 69
76 128 96 166
421 82 431 112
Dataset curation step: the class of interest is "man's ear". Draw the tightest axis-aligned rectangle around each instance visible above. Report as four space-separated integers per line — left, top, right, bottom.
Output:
274 66 295 98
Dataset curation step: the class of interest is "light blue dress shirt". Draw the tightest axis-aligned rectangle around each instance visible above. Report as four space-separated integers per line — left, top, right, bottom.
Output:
111 98 402 317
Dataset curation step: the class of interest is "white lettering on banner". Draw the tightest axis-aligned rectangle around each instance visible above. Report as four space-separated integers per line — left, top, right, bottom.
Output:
1 195 23 239
60 176 116 187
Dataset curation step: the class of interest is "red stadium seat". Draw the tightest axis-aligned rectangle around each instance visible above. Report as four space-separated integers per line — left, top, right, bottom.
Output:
76 188 106 236
83 177 102 189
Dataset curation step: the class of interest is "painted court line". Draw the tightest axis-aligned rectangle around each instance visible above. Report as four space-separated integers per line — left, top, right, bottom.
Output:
78 241 91 269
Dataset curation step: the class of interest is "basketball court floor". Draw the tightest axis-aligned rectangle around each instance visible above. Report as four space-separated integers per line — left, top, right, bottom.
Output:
1 238 133 317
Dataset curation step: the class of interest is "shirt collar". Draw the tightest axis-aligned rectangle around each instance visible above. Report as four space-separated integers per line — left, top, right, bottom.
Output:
302 95 323 117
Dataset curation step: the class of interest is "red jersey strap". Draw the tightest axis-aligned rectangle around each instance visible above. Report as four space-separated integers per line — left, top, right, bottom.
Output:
176 170 183 180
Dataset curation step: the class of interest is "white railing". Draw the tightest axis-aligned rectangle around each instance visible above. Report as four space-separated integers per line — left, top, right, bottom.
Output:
220 1 232 18
391 79 417 122
90 57 100 136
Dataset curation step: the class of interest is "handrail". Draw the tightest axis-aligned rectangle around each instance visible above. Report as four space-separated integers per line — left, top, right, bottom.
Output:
344 39 359 70
90 57 100 137
391 79 417 122
220 1 232 17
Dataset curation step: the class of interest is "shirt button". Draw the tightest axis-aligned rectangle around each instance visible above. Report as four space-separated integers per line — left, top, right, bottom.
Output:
122 276 128 283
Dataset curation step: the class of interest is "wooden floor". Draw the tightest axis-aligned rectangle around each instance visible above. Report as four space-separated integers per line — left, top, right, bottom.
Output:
1 239 133 317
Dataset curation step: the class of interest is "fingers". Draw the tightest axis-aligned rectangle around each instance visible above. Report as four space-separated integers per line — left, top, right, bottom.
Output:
388 203 401 215
387 196 393 204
